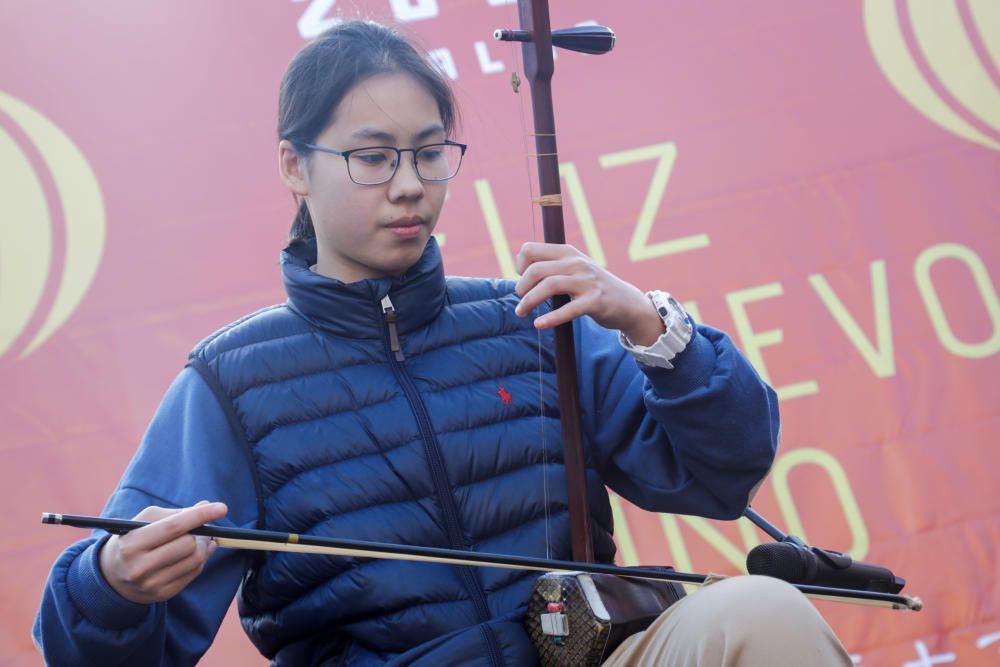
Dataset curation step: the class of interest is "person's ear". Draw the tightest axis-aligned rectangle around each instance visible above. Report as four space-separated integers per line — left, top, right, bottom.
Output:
278 140 310 196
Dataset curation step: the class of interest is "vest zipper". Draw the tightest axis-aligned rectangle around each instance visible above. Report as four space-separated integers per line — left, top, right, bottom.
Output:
378 296 504 667
381 295 405 361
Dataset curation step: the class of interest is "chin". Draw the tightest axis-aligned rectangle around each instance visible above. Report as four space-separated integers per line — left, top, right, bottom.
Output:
375 252 425 278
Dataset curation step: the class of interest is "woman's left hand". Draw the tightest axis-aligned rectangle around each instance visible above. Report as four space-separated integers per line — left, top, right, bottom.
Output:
513 242 666 346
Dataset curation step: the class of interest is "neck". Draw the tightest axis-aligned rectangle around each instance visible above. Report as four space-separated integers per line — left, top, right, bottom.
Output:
312 253 389 285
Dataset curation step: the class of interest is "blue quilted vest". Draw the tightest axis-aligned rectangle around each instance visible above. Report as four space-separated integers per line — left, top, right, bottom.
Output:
189 238 616 666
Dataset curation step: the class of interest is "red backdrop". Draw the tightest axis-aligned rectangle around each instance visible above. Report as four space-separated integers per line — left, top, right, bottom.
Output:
2 1 998 665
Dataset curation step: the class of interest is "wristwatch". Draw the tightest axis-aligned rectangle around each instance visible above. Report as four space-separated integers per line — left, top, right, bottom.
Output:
619 291 693 369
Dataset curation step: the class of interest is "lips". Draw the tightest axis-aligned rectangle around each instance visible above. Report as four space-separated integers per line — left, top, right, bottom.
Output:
385 216 426 239
385 216 426 229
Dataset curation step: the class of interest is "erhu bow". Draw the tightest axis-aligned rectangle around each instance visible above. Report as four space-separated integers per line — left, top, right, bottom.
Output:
41 512 921 611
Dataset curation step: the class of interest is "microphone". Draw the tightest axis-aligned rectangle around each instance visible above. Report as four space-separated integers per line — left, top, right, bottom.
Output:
746 542 905 594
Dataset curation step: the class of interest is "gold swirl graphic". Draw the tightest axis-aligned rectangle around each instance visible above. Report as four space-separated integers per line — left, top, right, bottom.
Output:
0 123 52 358
969 0 1000 72
864 0 1000 151
0 92 105 360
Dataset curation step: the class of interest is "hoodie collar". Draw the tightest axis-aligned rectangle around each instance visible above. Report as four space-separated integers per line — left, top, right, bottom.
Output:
281 237 446 339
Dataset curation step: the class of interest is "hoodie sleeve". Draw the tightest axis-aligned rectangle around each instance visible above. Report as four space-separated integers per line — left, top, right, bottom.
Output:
577 316 780 519
32 366 259 666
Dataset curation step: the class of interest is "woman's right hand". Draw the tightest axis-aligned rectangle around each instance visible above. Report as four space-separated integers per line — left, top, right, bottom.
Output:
98 501 228 604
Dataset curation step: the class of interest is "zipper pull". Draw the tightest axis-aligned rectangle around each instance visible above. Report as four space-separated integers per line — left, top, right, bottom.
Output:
381 295 405 362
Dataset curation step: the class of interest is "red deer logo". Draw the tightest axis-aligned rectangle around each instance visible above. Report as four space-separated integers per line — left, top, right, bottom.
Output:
498 386 512 405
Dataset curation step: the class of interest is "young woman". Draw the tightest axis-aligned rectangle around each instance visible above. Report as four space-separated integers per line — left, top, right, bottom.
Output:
34 20 847 666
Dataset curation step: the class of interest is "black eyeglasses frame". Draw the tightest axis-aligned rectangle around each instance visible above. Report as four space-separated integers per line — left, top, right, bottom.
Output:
301 140 468 185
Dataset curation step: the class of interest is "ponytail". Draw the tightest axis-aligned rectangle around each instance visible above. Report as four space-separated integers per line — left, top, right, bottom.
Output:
288 199 315 245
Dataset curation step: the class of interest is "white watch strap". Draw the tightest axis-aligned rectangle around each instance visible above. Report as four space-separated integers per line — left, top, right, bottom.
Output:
619 291 692 369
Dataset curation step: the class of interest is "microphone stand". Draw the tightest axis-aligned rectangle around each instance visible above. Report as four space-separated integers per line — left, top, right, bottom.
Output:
742 506 805 546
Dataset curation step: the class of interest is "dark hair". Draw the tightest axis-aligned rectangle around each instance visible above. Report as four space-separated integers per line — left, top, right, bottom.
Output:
278 20 458 245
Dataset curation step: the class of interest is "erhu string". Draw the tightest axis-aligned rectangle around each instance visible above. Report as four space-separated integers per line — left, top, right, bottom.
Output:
497 1 554 563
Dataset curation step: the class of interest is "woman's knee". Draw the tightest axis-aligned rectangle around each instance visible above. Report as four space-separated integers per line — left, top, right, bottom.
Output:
685 575 817 627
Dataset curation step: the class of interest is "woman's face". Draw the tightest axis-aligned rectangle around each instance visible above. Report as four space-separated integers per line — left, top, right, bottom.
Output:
282 72 449 283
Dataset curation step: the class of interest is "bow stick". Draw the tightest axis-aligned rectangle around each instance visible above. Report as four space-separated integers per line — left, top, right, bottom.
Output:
40 513 922 611
493 0 616 566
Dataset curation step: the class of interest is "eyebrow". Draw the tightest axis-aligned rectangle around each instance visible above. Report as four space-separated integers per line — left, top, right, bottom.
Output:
350 124 446 144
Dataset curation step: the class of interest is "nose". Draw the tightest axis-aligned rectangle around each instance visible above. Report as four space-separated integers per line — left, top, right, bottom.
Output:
387 151 424 201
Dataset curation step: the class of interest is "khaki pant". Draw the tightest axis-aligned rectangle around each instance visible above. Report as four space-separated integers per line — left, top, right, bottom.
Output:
602 575 853 666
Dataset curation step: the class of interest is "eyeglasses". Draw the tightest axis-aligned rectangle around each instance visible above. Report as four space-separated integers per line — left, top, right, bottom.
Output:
302 140 468 185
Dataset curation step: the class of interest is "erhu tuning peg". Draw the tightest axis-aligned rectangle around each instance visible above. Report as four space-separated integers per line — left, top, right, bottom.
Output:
552 25 616 54
493 25 616 55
